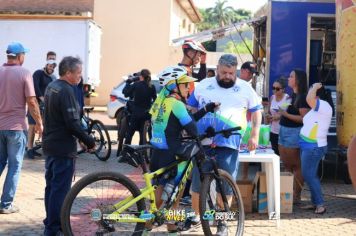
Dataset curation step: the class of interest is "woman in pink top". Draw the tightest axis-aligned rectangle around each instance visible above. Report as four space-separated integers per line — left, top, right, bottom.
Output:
266 77 291 155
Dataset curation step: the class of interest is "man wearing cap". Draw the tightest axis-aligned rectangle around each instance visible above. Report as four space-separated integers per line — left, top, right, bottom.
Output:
240 61 258 82
26 51 57 159
187 54 262 234
0 42 43 214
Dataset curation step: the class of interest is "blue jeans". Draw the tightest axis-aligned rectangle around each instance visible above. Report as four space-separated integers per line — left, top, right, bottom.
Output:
300 146 327 206
0 130 27 208
44 156 74 236
191 147 239 194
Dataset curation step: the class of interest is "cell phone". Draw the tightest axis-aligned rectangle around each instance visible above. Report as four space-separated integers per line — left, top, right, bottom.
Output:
262 97 269 102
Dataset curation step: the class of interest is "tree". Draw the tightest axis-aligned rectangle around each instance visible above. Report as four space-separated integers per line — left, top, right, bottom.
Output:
197 1 252 31
224 39 253 54
206 0 235 27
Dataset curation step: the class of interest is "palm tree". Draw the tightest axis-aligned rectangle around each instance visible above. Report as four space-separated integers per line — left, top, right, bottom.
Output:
206 0 236 27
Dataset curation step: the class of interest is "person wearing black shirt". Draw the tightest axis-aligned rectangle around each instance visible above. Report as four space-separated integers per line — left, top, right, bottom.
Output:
278 69 310 204
42 56 95 236
123 69 157 145
26 51 57 159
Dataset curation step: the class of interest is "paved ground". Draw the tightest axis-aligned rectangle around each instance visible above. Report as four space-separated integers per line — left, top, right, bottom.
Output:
1 111 356 235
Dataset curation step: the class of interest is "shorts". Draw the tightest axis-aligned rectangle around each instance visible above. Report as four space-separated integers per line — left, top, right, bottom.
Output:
27 112 36 125
191 147 239 195
278 125 301 148
149 148 177 186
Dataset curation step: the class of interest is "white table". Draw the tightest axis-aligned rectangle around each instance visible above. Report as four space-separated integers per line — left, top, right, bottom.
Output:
239 149 280 224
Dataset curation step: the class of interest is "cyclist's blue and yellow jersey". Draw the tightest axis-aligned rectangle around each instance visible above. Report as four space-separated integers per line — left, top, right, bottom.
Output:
150 96 196 150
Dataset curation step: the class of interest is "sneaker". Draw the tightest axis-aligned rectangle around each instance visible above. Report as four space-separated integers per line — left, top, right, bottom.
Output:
180 196 192 206
26 149 35 159
178 215 200 231
0 205 19 214
33 149 42 157
216 222 228 236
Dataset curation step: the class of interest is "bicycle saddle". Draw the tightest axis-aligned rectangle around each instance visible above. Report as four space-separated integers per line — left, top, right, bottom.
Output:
83 107 94 112
124 144 153 152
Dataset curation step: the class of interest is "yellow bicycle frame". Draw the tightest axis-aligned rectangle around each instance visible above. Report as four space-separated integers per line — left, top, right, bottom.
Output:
105 158 194 223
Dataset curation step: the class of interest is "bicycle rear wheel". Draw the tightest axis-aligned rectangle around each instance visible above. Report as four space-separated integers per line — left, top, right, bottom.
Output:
199 169 245 236
90 119 112 161
61 171 146 236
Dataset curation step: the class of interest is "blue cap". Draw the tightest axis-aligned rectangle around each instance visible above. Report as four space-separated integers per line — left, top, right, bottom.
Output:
6 42 29 56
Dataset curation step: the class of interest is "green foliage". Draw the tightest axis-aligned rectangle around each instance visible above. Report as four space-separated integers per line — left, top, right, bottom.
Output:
223 39 253 54
197 0 252 31
202 41 217 52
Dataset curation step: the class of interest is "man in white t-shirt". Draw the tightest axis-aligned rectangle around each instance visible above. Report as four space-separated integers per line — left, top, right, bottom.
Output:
186 54 262 234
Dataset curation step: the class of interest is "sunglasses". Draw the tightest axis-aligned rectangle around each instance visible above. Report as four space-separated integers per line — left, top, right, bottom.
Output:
272 87 282 91
181 83 190 88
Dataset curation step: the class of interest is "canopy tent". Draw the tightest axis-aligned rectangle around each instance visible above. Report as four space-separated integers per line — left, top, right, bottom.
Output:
171 16 266 46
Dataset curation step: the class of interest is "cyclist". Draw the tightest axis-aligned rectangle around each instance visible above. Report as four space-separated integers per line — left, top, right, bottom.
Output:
179 39 207 205
146 65 218 235
179 40 207 93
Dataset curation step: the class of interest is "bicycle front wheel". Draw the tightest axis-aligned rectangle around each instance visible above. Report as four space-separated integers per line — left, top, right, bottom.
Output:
90 119 112 161
199 169 245 236
61 171 146 236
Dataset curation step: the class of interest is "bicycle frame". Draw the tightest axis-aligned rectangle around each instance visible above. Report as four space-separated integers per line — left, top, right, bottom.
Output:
105 157 195 223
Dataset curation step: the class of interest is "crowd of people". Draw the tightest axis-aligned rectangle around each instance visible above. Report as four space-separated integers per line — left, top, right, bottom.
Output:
0 39 335 236
0 42 95 236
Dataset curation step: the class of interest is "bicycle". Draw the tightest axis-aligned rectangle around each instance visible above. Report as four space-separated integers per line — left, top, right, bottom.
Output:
61 126 245 235
80 107 112 161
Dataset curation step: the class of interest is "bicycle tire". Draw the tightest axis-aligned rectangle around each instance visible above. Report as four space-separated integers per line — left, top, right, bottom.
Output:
199 169 245 236
90 119 112 161
61 171 146 236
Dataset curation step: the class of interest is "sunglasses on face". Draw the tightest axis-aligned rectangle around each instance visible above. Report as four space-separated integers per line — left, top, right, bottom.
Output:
272 87 282 91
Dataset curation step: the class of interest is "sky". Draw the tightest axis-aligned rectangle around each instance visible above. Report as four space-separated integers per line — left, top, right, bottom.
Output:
193 0 268 13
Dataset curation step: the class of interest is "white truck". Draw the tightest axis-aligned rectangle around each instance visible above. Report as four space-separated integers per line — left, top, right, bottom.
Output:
0 18 102 89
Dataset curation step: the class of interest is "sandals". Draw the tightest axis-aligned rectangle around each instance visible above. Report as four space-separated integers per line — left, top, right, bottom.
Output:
314 206 326 214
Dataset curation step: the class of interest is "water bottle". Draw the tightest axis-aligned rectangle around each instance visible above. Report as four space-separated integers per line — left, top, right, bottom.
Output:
161 179 175 202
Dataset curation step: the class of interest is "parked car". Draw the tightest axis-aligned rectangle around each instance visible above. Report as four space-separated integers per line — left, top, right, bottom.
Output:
107 74 162 126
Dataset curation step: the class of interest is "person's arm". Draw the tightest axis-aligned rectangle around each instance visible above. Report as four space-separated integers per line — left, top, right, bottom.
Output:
248 110 262 151
279 94 310 123
122 81 135 98
33 71 44 101
172 100 198 137
279 107 309 123
26 97 43 135
192 63 207 81
60 90 95 149
151 86 157 101
306 82 322 109
192 102 219 121
24 70 43 134
246 86 263 151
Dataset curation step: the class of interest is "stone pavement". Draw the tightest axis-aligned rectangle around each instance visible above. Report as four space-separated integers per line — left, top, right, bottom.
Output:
0 111 356 235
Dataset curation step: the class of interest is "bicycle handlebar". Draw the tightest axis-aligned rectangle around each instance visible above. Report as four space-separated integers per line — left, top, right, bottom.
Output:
182 126 241 141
